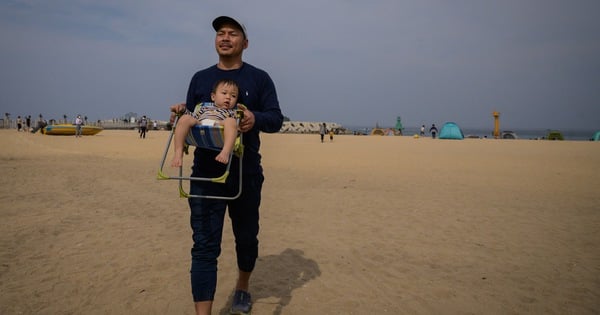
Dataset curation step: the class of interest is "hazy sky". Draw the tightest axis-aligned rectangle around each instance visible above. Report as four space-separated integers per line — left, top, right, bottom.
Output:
1 0 599 130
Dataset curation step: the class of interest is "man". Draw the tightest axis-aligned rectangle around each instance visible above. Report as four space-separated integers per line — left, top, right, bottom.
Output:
170 16 283 315
429 123 438 139
74 115 83 137
139 115 148 139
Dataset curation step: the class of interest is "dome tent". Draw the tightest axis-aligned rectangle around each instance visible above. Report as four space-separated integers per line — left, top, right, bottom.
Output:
546 130 564 140
592 131 600 141
502 131 518 139
439 122 464 140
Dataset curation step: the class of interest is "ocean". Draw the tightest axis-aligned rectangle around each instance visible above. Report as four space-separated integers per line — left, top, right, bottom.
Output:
345 125 598 141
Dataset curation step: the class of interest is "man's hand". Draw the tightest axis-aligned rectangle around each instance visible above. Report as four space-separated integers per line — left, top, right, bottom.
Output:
239 108 255 132
169 103 186 124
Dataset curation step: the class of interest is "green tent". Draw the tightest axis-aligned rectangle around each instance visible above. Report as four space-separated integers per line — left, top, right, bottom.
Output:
592 131 600 141
546 130 564 140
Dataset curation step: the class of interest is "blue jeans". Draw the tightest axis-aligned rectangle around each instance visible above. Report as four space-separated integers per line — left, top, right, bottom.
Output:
188 172 264 302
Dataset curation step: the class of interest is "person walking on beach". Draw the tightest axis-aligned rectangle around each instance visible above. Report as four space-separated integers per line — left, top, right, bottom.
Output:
429 123 438 139
169 16 283 315
171 79 240 167
74 115 83 137
31 114 46 133
420 125 425 136
320 123 326 143
16 116 23 132
26 115 32 132
329 128 334 142
139 115 148 139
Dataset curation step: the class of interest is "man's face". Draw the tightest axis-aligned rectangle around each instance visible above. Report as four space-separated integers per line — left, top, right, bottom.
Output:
214 24 247 58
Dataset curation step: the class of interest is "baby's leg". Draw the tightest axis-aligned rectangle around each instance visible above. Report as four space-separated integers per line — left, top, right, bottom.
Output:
215 117 237 164
171 115 198 167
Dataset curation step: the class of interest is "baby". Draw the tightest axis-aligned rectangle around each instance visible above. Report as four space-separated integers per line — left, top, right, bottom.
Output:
171 79 239 167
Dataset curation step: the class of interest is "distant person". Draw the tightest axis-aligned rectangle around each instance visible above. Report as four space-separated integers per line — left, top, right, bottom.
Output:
320 123 326 143
32 115 47 133
74 115 83 137
329 128 334 142
429 124 438 139
420 125 425 136
16 116 23 132
26 115 31 132
139 115 148 139
171 79 239 167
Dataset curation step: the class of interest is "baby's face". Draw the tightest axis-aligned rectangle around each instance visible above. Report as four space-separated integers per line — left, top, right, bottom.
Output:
212 83 238 109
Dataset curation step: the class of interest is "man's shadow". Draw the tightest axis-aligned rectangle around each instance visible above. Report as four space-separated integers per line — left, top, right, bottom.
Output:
219 248 320 315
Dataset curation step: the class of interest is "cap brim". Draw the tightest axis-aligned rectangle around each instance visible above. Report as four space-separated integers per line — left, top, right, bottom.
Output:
212 16 247 38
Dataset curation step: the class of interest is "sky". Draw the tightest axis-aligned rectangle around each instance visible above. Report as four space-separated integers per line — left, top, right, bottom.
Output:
1 0 599 130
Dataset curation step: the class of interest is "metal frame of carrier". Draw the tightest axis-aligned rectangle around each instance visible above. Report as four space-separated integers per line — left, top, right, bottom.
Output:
157 104 244 199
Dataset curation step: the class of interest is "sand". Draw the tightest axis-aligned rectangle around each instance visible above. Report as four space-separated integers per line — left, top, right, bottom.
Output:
1 129 599 315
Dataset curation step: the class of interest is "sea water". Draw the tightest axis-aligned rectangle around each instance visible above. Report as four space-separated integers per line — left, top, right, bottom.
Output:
346 126 598 141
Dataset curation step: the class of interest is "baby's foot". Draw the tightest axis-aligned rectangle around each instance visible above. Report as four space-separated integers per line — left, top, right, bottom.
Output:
171 156 183 167
215 151 230 164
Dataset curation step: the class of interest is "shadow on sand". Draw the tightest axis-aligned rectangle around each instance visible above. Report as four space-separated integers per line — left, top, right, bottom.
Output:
218 248 321 315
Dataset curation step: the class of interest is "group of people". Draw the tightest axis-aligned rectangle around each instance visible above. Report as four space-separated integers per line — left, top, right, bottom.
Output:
420 124 439 138
15 115 32 132
10 114 47 133
168 16 283 315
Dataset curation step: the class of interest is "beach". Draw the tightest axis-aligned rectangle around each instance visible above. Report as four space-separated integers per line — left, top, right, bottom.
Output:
1 129 599 314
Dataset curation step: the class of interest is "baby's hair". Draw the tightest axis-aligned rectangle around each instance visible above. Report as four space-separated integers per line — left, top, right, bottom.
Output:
212 79 239 93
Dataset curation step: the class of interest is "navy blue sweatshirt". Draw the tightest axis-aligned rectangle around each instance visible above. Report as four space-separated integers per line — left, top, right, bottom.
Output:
185 62 283 176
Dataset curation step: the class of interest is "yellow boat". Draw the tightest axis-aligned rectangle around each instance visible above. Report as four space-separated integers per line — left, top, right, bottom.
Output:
42 124 103 136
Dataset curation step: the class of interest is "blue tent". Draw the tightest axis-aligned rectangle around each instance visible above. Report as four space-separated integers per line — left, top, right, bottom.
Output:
439 122 464 140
